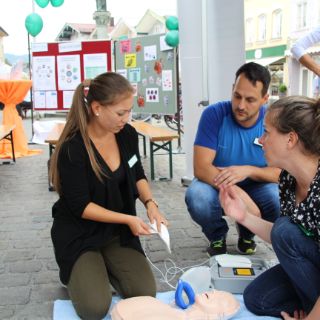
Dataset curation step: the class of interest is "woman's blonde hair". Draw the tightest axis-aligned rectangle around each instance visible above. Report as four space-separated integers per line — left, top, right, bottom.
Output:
49 72 134 195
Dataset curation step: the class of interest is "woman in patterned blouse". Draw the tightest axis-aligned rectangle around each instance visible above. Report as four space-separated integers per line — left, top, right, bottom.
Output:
219 95 320 320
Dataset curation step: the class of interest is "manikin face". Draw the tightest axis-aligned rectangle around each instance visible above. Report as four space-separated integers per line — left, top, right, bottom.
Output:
92 94 134 133
111 290 240 320
231 73 269 128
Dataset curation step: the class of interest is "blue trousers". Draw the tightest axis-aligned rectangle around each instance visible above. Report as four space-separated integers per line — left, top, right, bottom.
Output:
185 178 280 241
244 216 320 317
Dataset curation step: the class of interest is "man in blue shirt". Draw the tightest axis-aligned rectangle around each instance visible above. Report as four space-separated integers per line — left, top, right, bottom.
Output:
185 62 280 256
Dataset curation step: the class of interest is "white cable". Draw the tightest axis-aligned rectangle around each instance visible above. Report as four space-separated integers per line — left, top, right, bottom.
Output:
141 237 210 290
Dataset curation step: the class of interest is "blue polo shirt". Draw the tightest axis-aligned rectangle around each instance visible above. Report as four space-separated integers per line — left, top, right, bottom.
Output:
194 101 267 168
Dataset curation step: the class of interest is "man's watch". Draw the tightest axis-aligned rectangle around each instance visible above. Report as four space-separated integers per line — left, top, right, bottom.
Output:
144 198 159 208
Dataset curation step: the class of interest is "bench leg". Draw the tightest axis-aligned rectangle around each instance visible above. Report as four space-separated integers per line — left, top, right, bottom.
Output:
169 141 173 179
149 140 174 181
142 135 146 157
150 141 155 180
9 130 16 162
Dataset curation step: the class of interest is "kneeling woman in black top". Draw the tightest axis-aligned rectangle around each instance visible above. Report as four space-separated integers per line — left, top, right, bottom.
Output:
50 72 168 320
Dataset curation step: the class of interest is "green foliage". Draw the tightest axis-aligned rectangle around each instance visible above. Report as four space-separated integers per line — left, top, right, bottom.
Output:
278 83 287 93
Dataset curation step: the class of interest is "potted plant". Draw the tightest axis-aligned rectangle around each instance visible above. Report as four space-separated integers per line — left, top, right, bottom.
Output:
278 83 287 97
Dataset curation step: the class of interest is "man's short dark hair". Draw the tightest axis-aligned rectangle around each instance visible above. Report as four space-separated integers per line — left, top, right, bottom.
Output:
235 62 271 96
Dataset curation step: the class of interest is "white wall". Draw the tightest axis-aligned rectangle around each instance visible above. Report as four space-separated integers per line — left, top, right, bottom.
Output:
178 0 245 184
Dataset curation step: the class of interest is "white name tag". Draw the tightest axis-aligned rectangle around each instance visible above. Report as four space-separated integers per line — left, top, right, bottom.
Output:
128 154 138 168
253 137 262 147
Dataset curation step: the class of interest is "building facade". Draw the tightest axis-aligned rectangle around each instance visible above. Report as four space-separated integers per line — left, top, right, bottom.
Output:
244 0 291 99
0 27 8 63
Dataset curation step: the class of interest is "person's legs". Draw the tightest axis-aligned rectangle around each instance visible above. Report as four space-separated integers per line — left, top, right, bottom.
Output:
244 264 301 317
67 250 112 320
101 237 156 298
239 182 280 239
271 216 320 313
185 178 228 242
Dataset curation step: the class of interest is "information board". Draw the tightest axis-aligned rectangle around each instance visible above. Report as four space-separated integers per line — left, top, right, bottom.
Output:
32 40 112 111
114 34 177 115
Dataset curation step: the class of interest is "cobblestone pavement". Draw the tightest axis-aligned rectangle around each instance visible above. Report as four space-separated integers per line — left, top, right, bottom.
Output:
0 116 276 319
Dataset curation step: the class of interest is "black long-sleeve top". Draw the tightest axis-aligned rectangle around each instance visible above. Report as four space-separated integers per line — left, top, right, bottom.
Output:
51 124 146 284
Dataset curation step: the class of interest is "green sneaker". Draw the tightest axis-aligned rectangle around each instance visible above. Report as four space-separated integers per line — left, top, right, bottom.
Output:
237 238 256 255
207 238 227 257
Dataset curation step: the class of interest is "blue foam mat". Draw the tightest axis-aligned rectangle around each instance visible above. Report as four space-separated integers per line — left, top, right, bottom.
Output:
53 291 280 319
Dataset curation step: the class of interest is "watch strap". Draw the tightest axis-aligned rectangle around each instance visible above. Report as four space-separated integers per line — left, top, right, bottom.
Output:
144 198 158 208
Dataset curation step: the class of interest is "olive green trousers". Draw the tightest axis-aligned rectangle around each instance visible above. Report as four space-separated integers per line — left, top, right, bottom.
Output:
67 237 156 320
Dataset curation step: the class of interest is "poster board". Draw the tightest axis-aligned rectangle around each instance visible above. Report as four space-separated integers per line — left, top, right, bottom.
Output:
114 34 177 115
32 40 112 111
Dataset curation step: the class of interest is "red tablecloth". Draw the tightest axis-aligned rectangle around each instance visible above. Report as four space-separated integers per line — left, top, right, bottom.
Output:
0 80 41 158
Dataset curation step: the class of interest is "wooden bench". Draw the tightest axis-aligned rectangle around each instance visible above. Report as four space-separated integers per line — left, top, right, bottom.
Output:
0 125 16 163
130 121 179 180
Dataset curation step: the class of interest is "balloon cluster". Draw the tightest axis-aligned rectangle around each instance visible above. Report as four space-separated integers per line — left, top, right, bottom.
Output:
165 16 179 48
25 0 64 37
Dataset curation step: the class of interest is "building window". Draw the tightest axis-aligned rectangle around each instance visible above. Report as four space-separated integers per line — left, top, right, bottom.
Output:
245 18 254 43
258 14 266 41
272 9 282 39
296 1 307 29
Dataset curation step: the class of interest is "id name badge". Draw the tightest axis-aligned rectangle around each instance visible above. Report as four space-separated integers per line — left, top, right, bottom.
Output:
128 154 138 168
253 138 262 147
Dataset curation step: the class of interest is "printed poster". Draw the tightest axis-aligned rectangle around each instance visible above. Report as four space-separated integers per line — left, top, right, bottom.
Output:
45 91 58 109
159 35 172 51
57 55 81 90
146 88 159 102
131 83 138 96
63 91 75 109
120 40 131 54
128 68 141 83
125 54 137 68
34 91 46 109
144 45 157 61
116 69 128 79
83 53 108 79
32 56 56 91
162 70 173 91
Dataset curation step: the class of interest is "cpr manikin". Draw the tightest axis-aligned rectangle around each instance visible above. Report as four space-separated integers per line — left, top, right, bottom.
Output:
111 290 240 320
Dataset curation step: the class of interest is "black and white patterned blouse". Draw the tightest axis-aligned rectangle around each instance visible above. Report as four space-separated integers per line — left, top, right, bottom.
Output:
279 163 320 243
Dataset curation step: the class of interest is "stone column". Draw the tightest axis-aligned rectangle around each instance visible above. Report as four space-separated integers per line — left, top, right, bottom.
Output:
93 0 110 39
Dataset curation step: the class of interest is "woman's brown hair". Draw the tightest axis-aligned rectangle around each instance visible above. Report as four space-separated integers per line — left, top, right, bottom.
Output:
267 95 320 156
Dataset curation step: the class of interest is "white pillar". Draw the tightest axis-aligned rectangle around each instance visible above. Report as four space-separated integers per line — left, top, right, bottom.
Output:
178 0 245 185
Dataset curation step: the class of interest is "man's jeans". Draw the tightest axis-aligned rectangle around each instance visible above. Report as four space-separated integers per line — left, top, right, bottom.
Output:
185 178 280 241
244 216 320 317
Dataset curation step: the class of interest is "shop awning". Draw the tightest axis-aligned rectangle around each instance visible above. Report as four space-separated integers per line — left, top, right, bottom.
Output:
247 56 285 66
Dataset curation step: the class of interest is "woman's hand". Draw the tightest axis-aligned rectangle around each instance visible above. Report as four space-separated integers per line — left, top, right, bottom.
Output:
233 185 261 217
281 310 307 319
219 185 247 223
127 216 152 236
146 203 168 233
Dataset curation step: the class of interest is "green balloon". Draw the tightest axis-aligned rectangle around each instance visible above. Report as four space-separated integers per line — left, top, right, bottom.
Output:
25 13 43 37
165 30 179 47
50 0 64 7
35 0 49 8
166 16 179 31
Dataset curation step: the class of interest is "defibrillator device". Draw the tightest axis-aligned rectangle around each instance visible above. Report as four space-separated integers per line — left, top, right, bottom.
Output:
210 254 274 294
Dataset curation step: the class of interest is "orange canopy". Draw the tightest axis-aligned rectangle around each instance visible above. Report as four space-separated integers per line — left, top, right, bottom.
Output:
0 80 42 158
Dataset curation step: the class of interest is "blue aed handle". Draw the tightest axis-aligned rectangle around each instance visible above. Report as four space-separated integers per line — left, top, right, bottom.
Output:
175 280 196 309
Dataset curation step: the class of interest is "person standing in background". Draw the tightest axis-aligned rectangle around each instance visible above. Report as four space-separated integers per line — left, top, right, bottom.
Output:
291 26 320 98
